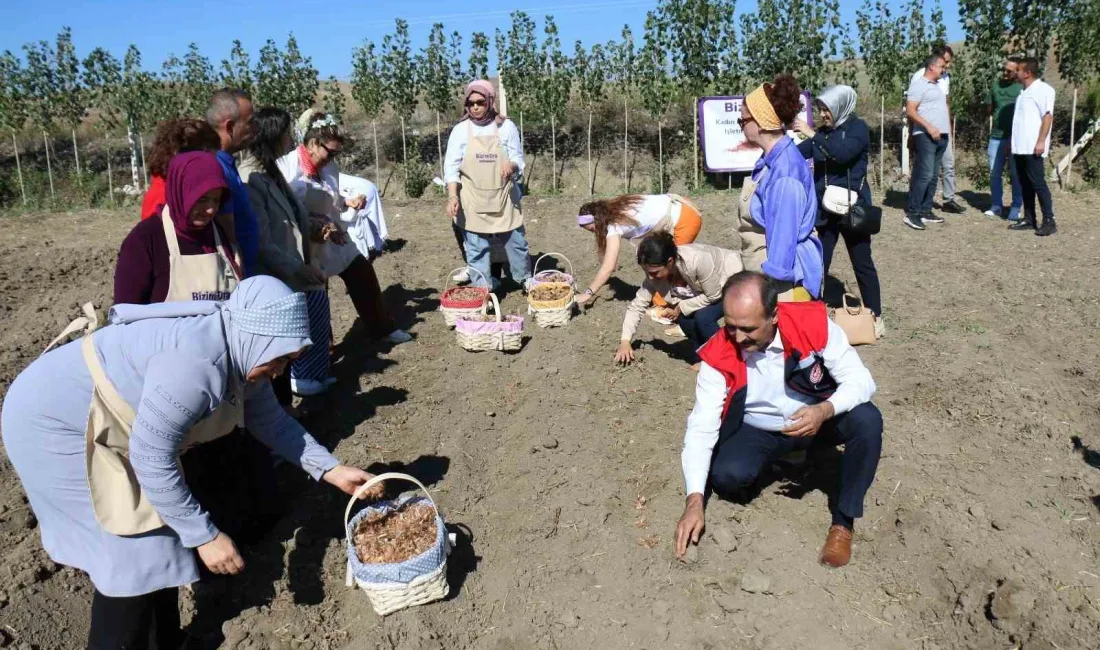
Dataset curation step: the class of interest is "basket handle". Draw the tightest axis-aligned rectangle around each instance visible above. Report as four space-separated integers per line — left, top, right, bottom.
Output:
442 266 488 293
487 291 503 323
533 252 574 278
342 472 440 545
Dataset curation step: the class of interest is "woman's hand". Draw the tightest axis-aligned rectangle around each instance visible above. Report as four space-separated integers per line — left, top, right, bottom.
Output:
500 161 516 183
345 194 366 211
323 465 384 500
664 305 682 321
576 291 593 306
792 117 815 138
447 196 460 219
197 532 245 575
615 341 635 366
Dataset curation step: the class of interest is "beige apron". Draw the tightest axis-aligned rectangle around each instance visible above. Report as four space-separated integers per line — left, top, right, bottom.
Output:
458 123 522 234
737 172 768 273
161 207 242 301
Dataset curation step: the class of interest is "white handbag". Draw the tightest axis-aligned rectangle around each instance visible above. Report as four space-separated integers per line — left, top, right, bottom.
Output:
822 184 859 215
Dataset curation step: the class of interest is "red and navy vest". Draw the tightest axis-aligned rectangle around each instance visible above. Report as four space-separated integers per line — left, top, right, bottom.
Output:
697 301 837 442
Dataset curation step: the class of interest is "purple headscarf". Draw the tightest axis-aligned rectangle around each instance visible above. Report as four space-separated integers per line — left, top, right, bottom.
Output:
165 151 228 252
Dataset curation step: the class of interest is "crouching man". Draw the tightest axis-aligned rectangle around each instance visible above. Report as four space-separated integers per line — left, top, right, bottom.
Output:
674 271 882 567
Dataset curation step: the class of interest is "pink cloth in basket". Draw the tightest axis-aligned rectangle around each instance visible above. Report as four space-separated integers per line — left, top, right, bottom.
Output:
455 316 524 334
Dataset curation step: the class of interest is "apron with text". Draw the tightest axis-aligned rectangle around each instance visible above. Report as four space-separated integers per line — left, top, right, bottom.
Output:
458 122 523 235
161 207 242 301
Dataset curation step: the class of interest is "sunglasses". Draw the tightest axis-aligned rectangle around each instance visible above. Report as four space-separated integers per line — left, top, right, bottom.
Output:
466 99 487 108
737 115 755 128
318 142 342 158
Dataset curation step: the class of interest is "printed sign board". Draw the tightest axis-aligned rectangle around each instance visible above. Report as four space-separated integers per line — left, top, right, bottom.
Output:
697 92 814 173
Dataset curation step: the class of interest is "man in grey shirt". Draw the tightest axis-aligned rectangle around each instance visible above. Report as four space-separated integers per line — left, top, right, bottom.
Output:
904 53 951 231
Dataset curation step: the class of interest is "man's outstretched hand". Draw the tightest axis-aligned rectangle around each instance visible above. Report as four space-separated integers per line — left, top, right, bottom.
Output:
674 493 706 558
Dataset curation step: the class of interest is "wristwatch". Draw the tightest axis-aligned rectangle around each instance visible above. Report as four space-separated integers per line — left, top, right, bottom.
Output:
583 288 594 296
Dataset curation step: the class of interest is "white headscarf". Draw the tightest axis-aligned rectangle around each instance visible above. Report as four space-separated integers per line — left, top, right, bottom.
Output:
816 85 858 128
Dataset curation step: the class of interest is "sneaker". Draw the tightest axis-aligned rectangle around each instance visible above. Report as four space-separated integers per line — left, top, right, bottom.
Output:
1035 221 1057 237
983 207 1002 219
1008 220 1036 231
874 316 886 339
452 268 471 284
903 214 926 230
291 378 330 397
920 212 944 224
1006 207 1022 222
942 199 966 214
384 329 413 344
664 325 686 338
522 278 534 294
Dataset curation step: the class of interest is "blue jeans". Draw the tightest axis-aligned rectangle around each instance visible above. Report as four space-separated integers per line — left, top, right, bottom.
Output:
987 138 1021 218
907 133 948 215
463 226 531 290
678 301 725 357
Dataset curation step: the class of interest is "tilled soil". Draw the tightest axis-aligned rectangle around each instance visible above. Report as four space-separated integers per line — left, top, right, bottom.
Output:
1 189 1099 650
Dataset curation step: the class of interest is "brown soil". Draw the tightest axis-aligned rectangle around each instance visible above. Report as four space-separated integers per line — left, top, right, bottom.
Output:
1 188 1099 650
353 502 438 566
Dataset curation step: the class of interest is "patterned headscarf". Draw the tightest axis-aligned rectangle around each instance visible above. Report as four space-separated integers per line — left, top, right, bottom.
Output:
219 276 311 379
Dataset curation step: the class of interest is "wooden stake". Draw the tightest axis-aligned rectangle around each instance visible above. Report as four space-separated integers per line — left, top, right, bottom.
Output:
623 96 629 193
43 130 55 201
693 97 699 190
372 120 381 190
399 115 408 191
105 132 114 206
658 120 664 194
72 127 81 186
12 129 25 206
551 114 558 193
587 110 594 195
879 95 884 187
435 112 444 180
1068 87 1077 188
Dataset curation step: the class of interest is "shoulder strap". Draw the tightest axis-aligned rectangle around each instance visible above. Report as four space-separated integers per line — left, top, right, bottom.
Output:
80 334 136 422
43 302 99 355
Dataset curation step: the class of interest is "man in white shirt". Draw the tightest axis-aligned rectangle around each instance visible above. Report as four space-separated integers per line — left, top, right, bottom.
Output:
1008 57 1057 237
674 271 882 567
909 45 965 216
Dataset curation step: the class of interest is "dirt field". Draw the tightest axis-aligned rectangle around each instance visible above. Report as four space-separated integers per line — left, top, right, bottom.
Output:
1 187 1099 650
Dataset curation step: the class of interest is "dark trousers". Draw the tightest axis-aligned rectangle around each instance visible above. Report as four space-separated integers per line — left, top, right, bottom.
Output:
710 402 883 521
678 301 725 358
819 221 883 316
88 588 183 650
1014 154 1054 226
338 254 396 338
272 371 292 406
907 133 948 215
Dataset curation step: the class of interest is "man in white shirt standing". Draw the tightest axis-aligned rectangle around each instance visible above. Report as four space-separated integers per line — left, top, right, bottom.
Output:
674 271 881 567
909 45 965 216
1008 57 1057 237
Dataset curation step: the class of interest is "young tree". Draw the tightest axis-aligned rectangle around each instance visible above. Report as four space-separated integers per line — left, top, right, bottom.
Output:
714 5 742 94
830 26 861 91
468 31 490 81
322 76 346 122
22 39 57 200
536 16 572 192
182 43 215 117
82 47 124 203
53 28 85 181
220 39 254 94
350 40 385 185
637 9 677 192
381 19 419 186
573 41 608 194
496 12 540 142
609 25 635 192
255 35 319 117
740 0 842 91
87 45 155 190
0 51 28 204
422 23 453 177
857 0 909 182
448 30 464 87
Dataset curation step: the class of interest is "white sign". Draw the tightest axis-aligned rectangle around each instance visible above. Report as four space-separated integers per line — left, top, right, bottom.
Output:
697 93 814 172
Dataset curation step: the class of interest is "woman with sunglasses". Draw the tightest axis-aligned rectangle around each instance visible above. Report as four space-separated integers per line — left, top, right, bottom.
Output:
737 74 822 302
278 112 411 395
444 79 531 292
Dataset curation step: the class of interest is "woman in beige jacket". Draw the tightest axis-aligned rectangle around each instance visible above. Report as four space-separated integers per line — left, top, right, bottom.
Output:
616 232 743 368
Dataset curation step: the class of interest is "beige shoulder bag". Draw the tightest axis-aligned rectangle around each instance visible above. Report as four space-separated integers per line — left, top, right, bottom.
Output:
830 294 876 346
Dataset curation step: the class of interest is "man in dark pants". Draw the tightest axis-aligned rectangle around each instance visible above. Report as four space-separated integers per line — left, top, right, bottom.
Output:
903 54 951 231
674 272 882 567
1008 57 1057 236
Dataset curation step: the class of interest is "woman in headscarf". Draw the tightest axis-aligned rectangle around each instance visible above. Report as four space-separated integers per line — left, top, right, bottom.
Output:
794 85 884 337
444 79 531 293
737 74 822 302
139 118 222 221
115 151 243 305
1 276 377 649
279 111 411 396
574 193 703 307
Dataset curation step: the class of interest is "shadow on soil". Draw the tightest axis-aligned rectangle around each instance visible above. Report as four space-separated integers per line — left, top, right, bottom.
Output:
1071 436 1100 514
709 445 845 517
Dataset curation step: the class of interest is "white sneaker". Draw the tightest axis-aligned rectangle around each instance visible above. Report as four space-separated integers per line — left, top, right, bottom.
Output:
452 269 471 284
984 207 1002 219
385 329 413 344
874 316 886 339
291 378 330 396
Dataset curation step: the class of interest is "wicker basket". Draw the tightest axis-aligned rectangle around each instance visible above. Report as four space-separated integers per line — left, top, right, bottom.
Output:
527 281 575 328
440 267 489 328
344 473 451 616
529 252 575 288
455 293 524 352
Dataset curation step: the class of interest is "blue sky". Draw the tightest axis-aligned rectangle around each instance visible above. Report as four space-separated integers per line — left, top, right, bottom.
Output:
0 0 963 79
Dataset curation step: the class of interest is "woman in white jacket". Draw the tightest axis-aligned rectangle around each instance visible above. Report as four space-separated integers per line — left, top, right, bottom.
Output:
278 112 410 395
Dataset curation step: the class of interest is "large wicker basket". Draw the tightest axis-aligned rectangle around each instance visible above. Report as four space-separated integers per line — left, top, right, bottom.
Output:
455 293 524 352
344 473 451 616
527 281 575 328
440 267 488 328
529 252 575 288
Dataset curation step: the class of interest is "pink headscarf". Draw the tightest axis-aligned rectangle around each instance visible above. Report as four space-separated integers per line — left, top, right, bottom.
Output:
165 151 228 251
461 79 506 127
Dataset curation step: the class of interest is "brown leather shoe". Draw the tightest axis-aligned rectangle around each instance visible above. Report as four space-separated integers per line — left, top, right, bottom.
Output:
820 525 853 567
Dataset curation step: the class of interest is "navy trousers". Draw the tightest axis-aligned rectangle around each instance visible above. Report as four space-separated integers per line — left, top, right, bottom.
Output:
678 301 725 358
710 402 883 521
